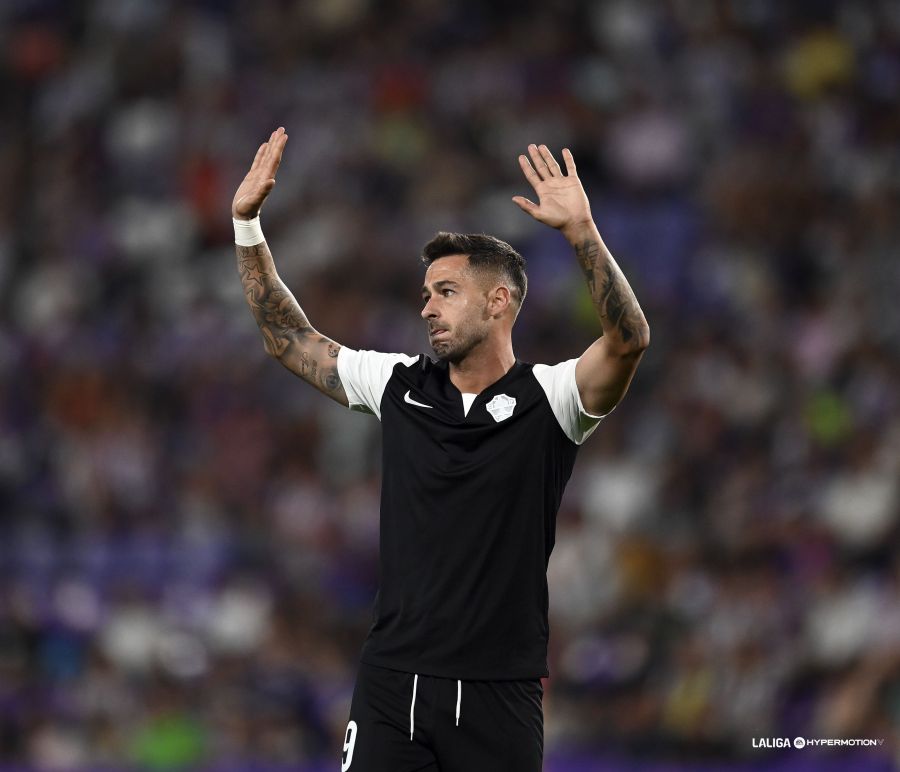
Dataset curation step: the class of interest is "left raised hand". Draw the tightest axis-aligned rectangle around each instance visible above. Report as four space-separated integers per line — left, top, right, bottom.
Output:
513 144 593 234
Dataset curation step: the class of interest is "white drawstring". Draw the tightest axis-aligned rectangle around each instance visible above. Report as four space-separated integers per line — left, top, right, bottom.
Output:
409 674 462 736
409 674 418 740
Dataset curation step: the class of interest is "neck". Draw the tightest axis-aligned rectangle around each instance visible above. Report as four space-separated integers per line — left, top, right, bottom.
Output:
448 338 516 394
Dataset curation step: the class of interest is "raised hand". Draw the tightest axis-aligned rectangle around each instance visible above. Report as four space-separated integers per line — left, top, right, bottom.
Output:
512 144 592 236
232 127 289 220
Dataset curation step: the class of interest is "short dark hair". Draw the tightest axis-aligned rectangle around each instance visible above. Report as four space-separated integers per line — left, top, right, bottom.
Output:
420 232 528 308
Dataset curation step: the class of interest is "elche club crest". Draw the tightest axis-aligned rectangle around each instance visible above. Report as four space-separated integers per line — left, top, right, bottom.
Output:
485 394 516 423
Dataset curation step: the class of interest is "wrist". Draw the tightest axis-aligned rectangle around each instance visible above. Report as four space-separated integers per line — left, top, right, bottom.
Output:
233 215 264 246
560 218 596 243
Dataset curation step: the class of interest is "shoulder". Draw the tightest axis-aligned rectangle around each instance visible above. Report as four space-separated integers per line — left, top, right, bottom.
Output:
338 347 421 371
337 347 422 419
531 357 612 445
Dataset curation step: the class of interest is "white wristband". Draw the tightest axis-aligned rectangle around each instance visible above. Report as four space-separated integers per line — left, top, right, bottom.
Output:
233 216 265 246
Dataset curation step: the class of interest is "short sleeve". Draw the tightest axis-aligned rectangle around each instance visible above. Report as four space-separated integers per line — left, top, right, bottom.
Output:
532 357 613 445
337 347 419 420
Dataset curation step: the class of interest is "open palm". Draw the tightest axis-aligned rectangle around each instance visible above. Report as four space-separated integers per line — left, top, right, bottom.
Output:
232 127 288 220
512 144 592 232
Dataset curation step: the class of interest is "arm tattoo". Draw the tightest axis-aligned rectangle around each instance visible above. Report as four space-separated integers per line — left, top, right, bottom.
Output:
574 238 649 348
237 242 345 397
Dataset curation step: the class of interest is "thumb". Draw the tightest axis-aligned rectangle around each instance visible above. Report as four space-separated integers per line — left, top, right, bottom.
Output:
512 196 538 216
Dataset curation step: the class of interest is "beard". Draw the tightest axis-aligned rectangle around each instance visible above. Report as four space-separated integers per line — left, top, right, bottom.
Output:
430 319 488 363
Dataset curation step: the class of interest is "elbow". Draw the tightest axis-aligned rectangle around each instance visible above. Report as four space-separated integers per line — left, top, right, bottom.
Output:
261 327 290 359
621 322 650 355
636 324 650 351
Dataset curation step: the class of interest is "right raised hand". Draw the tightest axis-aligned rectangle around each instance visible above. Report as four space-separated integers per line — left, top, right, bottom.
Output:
232 127 288 220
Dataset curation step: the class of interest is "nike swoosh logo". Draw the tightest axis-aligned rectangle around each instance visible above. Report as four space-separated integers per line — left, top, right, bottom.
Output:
404 390 433 409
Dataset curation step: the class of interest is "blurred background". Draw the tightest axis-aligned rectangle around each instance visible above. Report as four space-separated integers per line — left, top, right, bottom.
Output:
1 0 899 770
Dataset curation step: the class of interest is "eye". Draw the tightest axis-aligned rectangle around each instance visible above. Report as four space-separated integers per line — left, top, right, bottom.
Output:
441 289 454 296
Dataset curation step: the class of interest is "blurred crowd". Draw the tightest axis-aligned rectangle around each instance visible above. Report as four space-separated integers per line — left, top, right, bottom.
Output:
1 0 899 769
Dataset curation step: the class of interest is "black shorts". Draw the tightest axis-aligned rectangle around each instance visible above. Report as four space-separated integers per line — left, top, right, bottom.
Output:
341 661 544 772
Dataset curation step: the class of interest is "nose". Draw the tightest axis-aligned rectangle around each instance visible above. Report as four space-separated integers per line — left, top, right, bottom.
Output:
421 297 438 320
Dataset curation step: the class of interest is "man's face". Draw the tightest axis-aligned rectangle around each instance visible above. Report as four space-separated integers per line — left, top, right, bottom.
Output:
421 254 490 362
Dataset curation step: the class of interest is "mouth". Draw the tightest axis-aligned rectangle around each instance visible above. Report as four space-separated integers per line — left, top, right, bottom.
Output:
429 328 449 340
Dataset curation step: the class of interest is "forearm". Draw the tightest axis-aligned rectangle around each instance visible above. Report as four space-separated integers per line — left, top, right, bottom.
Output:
236 241 345 399
562 220 650 352
237 241 312 357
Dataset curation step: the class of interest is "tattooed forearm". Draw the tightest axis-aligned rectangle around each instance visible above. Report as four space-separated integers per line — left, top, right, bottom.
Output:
238 243 312 355
574 239 599 297
571 231 649 350
237 242 347 403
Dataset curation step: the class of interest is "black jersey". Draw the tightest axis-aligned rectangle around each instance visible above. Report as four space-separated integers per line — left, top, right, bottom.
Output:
337 348 609 680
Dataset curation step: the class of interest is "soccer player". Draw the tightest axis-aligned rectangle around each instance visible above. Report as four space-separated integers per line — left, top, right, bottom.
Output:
232 127 649 771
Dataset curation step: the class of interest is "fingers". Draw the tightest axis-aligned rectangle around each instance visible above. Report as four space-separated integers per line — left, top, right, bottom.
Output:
250 142 267 172
262 127 288 176
511 195 539 217
524 144 571 181
527 144 552 180
538 144 563 176
249 128 288 179
269 132 288 176
527 143 563 178
518 154 542 191
563 147 577 176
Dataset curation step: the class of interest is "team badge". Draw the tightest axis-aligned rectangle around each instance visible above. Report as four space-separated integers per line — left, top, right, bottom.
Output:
485 394 516 422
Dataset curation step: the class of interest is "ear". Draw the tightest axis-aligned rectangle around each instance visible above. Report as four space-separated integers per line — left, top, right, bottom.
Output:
486 285 512 318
